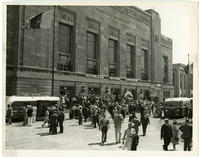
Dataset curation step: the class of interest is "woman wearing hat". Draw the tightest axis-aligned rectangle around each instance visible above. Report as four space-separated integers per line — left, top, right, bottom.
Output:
122 123 135 151
171 120 179 151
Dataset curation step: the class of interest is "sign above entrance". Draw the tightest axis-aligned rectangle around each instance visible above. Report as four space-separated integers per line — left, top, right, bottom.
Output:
86 74 104 79
125 78 138 82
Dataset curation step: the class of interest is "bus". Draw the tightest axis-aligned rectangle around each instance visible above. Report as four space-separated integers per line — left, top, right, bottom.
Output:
163 97 191 118
6 96 60 121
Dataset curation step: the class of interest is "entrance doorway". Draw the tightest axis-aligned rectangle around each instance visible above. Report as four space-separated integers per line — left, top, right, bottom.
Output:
60 86 75 96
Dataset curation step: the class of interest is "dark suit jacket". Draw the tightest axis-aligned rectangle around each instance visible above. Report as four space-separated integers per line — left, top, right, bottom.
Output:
161 124 172 139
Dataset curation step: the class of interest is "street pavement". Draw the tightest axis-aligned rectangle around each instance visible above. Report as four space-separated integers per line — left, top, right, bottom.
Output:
5 112 185 151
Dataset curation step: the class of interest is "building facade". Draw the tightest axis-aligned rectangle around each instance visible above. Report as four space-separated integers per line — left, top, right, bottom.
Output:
173 63 193 97
6 5 174 99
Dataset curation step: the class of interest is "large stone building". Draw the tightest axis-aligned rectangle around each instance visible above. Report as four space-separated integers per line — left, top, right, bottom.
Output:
6 5 174 99
173 63 193 97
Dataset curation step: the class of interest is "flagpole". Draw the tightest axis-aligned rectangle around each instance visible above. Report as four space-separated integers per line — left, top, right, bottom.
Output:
51 6 56 96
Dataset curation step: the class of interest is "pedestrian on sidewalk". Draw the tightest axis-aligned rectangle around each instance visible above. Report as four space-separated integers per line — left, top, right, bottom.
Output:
77 105 83 125
32 105 37 123
82 105 89 122
27 105 33 126
58 110 65 133
161 118 172 151
6 105 13 125
122 123 135 151
51 107 59 135
179 119 192 151
140 113 150 136
93 107 99 128
131 129 139 151
42 108 49 127
23 106 28 126
130 115 140 135
171 120 179 151
99 114 110 144
113 110 123 144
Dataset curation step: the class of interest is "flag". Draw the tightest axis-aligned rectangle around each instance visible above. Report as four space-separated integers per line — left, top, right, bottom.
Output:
27 9 53 29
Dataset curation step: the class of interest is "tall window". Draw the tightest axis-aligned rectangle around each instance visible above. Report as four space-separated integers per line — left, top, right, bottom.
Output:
126 44 135 78
141 49 148 80
58 23 72 71
87 32 98 74
180 73 183 89
163 56 168 82
184 74 186 89
109 39 117 77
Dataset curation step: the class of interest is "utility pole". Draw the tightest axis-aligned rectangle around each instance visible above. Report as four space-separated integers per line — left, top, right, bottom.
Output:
51 6 56 96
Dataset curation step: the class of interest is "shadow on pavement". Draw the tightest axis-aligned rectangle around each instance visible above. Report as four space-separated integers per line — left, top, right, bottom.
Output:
14 123 26 127
69 124 79 126
35 126 47 129
84 127 95 129
36 132 51 136
88 142 117 146
103 142 117 146
88 142 102 146
83 123 95 128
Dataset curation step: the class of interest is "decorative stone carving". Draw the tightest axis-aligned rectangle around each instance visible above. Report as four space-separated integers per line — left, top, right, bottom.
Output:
126 34 136 44
141 39 149 49
59 9 74 25
109 27 119 39
87 20 99 32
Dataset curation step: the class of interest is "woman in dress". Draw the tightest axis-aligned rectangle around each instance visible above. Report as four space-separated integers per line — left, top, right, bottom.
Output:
171 120 179 150
122 123 135 150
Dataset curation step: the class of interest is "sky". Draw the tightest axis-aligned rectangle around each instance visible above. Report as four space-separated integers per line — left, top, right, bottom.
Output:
133 1 198 65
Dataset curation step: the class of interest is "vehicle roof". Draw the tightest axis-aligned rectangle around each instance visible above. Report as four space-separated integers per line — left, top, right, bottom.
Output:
7 96 60 105
165 97 191 102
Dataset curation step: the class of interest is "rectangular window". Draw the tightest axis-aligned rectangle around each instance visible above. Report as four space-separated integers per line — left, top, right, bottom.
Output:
109 39 117 63
109 39 117 77
87 32 97 59
180 73 183 89
58 23 73 71
163 56 168 83
126 44 135 78
184 74 186 89
58 23 71 54
141 49 148 80
87 32 98 74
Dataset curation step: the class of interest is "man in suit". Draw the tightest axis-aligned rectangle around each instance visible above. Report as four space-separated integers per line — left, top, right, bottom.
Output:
58 110 65 133
140 113 150 136
161 118 172 151
179 119 192 151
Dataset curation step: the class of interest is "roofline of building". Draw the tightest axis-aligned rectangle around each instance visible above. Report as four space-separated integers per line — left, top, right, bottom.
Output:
173 63 187 67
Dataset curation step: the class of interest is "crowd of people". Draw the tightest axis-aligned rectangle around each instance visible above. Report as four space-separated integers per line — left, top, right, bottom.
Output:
6 90 193 151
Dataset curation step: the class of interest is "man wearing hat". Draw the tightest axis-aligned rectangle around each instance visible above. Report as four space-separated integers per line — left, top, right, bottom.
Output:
179 119 192 151
161 118 172 151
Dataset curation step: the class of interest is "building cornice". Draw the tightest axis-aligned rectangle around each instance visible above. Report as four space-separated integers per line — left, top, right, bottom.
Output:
111 6 151 25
